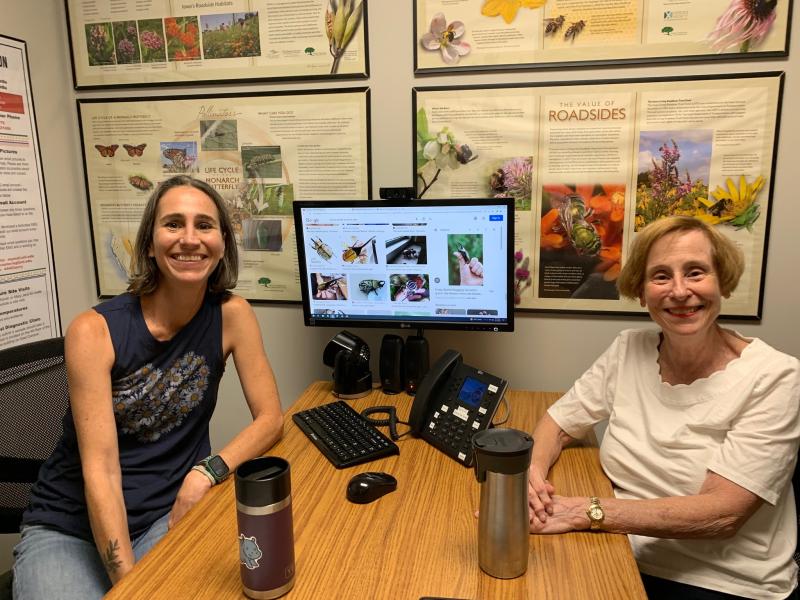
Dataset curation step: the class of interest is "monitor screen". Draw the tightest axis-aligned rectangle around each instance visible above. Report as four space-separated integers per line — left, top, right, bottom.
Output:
293 198 514 332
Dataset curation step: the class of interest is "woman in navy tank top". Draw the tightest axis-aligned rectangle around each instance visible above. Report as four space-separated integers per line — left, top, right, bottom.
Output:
14 176 284 600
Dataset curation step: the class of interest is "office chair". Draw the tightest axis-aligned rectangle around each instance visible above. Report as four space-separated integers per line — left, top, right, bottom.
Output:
0 337 69 599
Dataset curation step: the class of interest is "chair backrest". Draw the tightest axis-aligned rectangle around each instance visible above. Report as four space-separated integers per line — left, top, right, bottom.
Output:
0 337 68 533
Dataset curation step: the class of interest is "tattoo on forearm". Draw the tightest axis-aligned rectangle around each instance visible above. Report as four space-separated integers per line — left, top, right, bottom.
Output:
103 538 122 574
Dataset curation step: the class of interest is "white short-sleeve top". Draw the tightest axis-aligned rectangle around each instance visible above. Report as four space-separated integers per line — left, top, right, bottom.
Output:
549 328 800 599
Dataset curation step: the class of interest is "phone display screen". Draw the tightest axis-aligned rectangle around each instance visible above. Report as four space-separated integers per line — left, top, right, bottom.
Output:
458 376 487 408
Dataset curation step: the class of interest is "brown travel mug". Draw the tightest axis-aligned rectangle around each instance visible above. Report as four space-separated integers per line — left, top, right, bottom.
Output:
235 457 295 599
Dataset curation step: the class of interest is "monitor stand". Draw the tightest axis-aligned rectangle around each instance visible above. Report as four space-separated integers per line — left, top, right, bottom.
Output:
405 328 429 395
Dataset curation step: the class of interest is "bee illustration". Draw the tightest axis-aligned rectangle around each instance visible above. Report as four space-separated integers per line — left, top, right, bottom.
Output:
544 15 565 35
358 279 385 297
550 193 601 256
564 20 586 41
310 237 333 261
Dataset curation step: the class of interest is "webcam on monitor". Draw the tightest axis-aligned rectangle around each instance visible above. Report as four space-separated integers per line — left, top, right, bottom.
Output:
379 187 416 201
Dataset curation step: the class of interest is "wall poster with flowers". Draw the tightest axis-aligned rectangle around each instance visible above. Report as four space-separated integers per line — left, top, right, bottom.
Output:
414 0 791 73
413 73 783 317
78 88 371 302
66 0 369 89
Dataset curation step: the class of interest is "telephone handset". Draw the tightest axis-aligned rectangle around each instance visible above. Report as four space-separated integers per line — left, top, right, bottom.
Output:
408 349 508 467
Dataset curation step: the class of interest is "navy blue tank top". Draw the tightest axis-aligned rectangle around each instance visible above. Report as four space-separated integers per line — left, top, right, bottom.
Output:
23 292 225 539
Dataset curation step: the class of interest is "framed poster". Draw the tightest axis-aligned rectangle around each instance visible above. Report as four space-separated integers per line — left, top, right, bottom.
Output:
414 0 791 73
66 0 369 89
413 73 783 318
0 35 61 350
78 88 371 302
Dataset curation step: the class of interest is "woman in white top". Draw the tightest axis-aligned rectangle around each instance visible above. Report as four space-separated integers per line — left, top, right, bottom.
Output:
528 216 800 600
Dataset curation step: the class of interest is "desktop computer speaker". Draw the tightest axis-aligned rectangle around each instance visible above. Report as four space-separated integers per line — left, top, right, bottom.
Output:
379 334 405 394
404 335 429 395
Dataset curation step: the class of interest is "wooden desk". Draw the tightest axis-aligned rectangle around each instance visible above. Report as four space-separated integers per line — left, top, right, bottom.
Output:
106 382 646 599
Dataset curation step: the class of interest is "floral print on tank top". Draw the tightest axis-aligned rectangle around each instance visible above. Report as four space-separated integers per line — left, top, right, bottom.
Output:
111 351 210 442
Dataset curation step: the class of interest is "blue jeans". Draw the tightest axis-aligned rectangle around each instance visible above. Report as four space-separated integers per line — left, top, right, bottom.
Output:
11 512 170 600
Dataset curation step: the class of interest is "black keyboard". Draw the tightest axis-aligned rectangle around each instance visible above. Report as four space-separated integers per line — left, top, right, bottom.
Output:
292 401 399 468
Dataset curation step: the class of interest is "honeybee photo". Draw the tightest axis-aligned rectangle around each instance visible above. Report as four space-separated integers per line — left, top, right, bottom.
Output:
539 182 626 300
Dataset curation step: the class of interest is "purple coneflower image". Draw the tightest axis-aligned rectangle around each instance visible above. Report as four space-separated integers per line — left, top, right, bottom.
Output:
707 0 778 52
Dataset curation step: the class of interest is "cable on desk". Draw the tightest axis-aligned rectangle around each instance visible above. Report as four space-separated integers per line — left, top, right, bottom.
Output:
360 406 408 440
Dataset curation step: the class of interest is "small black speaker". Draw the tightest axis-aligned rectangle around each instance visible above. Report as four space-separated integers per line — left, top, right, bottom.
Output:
379 334 405 394
404 335 429 395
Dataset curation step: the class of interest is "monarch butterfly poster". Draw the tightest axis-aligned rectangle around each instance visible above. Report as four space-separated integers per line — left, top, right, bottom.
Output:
78 88 371 302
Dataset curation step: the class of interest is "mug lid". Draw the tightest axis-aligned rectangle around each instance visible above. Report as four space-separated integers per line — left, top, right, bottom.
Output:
235 456 291 507
472 428 533 480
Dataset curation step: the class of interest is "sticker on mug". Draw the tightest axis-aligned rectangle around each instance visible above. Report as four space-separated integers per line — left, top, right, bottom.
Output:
239 534 263 569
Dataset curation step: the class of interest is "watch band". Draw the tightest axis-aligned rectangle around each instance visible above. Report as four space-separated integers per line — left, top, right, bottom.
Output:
587 496 604 530
197 454 230 485
191 464 216 486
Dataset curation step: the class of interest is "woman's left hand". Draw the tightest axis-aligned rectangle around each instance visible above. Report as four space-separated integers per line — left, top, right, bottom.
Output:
168 468 213 528
529 495 589 534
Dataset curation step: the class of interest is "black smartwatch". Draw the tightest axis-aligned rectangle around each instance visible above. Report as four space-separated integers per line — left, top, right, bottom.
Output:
198 455 230 485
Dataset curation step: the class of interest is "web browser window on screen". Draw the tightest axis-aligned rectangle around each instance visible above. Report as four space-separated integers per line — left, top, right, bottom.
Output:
299 203 509 325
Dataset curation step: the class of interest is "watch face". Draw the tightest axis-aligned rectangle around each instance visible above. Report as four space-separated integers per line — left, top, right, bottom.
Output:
589 506 603 520
207 455 229 478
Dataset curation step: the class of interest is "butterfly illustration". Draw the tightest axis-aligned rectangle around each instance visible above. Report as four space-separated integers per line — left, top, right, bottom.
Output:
163 148 188 170
128 175 153 191
123 143 147 157
95 144 119 158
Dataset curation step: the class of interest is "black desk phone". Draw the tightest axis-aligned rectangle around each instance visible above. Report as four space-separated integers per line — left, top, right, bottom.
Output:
408 349 508 467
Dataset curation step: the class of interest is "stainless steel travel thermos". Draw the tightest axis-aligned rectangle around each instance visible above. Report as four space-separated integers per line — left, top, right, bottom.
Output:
235 457 295 599
472 428 533 579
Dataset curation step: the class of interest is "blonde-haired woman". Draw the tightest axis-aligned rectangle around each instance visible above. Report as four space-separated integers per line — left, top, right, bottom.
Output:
528 216 800 599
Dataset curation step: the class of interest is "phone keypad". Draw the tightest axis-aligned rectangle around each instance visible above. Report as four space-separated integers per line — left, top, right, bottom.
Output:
420 371 507 467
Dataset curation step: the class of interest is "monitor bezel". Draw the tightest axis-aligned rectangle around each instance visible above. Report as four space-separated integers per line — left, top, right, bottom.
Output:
293 198 515 333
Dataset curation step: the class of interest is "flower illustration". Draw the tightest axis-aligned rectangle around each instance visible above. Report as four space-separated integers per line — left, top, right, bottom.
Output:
140 30 164 51
708 0 777 52
699 175 765 230
513 250 532 304
416 108 478 197
325 0 364 74
112 351 210 442
117 38 136 61
165 16 200 61
481 0 547 24
421 13 471 64
489 157 533 209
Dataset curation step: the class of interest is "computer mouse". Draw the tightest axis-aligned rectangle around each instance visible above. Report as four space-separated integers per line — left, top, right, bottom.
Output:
346 471 397 504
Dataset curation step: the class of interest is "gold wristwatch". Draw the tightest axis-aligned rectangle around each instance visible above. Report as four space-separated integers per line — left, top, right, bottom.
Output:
587 496 604 530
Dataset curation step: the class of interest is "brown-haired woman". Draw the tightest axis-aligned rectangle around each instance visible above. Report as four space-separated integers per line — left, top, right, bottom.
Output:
527 216 800 599
13 176 283 599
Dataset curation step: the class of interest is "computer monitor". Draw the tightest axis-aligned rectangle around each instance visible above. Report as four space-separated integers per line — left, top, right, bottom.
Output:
293 198 514 332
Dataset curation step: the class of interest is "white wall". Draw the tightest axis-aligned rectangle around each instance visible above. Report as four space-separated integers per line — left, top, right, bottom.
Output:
3 0 799 572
